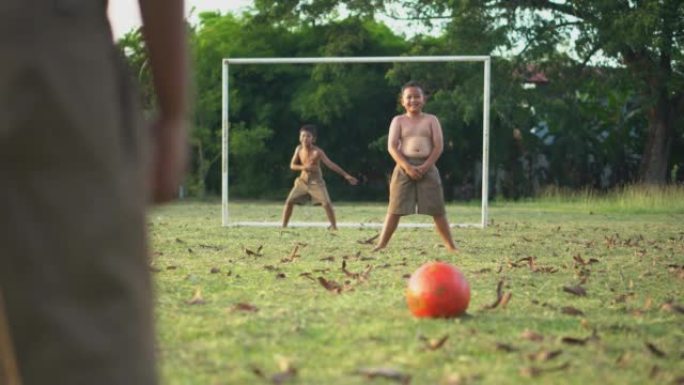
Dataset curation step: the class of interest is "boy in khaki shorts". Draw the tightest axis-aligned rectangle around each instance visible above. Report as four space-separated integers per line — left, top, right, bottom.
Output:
373 81 458 253
282 124 358 230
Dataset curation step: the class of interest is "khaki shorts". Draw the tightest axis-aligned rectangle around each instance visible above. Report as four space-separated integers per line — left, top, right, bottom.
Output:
388 158 446 216
0 1 157 384
285 174 332 206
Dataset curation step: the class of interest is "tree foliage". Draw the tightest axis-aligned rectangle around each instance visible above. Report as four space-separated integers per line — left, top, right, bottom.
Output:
117 0 683 200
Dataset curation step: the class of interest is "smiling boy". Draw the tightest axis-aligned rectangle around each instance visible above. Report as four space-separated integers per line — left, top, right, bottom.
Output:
373 81 458 253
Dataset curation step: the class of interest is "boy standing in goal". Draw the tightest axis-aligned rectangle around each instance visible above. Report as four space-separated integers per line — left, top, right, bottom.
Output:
282 124 358 229
373 81 458 253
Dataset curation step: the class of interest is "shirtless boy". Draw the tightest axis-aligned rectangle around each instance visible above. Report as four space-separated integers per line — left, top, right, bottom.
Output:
282 124 358 230
373 81 458 252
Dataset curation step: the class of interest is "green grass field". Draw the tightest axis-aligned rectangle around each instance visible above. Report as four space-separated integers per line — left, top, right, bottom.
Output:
149 193 684 385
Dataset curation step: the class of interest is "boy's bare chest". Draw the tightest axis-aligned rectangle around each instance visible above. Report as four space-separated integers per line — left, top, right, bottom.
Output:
400 118 432 138
299 148 319 164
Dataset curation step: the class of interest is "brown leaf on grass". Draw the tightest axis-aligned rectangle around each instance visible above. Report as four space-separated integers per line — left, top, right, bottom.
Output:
561 337 588 345
500 292 513 308
483 280 512 310
519 362 570 378
317 277 344 293
319 255 335 262
244 246 263 257
495 342 519 352
572 254 599 266
187 287 205 305
520 330 544 342
509 256 534 268
299 272 315 281
614 292 635 303
251 365 266 378
232 302 258 312
357 233 379 245
527 349 563 362
281 245 300 263
661 301 684 314
419 334 449 351
563 285 587 296
441 373 479 385
342 261 373 281
645 342 666 358
275 272 286 279
355 367 411 384
166 265 178 270
673 376 684 385
561 306 584 316
198 243 222 250
210 267 220 274
263 265 279 271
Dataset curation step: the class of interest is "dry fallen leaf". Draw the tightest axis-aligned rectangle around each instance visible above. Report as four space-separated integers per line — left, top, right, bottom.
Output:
645 342 666 358
355 367 411 384
232 302 259 312
244 246 264 257
187 287 205 305
495 342 518 352
561 306 584 316
483 280 512 310
281 245 300 263
317 277 343 293
419 334 449 351
520 330 544 342
563 285 587 296
527 349 563 362
357 233 380 245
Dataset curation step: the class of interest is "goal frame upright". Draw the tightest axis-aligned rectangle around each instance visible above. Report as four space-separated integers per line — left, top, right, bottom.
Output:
221 55 491 228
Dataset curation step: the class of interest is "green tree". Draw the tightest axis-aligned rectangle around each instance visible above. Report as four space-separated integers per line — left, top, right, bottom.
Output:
256 0 684 185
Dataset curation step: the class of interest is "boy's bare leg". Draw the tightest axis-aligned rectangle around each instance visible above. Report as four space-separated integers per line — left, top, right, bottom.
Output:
281 202 294 228
433 214 458 253
323 204 337 230
373 213 401 251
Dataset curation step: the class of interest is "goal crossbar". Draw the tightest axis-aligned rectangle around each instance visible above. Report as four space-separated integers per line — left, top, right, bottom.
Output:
222 55 491 228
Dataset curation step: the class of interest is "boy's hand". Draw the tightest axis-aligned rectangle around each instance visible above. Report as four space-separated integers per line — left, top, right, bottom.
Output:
403 165 422 180
416 164 430 177
345 175 359 185
303 162 317 172
150 117 188 203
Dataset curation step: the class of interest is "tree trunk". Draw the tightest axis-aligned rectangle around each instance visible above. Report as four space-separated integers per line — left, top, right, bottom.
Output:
638 97 673 184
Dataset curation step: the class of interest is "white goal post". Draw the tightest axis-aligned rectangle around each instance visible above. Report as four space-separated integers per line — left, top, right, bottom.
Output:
222 55 491 228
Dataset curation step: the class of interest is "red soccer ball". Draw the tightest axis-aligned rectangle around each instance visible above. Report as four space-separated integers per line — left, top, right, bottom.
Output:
406 261 470 318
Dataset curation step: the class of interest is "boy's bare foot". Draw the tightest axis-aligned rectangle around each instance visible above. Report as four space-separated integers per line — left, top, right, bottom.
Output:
446 246 460 254
372 244 386 252
327 225 338 231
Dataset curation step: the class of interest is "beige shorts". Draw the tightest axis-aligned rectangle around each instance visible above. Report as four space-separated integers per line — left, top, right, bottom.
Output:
388 158 446 216
285 174 332 206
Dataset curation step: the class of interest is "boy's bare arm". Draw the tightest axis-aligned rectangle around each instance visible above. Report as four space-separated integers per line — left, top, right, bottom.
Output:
416 115 444 175
139 0 189 203
289 146 306 171
319 150 358 185
387 116 421 179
